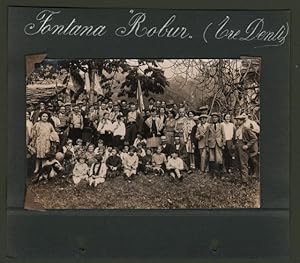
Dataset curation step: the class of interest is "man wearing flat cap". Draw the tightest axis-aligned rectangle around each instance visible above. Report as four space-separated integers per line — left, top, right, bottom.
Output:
205 112 226 176
235 114 259 183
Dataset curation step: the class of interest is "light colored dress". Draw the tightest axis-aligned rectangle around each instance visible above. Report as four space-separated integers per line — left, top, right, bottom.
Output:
31 121 55 158
183 119 196 153
72 162 89 184
165 118 176 145
174 117 187 145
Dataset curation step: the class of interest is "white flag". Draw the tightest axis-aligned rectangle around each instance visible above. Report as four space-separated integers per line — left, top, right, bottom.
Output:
94 74 104 96
137 79 145 113
84 72 91 92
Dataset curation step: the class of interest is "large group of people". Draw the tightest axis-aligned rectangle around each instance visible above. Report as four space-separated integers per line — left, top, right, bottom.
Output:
26 95 260 186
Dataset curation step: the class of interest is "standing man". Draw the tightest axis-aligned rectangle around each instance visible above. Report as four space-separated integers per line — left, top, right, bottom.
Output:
57 106 70 150
221 113 236 173
126 103 142 145
191 115 200 170
205 112 226 177
235 114 259 183
195 114 209 174
69 104 84 143
98 102 108 122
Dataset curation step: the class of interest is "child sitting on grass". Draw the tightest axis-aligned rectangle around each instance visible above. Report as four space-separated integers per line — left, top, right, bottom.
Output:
140 148 153 175
122 146 139 180
152 146 167 176
72 154 89 185
85 144 97 167
63 138 75 156
166 151 185 182
120 144 129 162
74 138 85 158
106 148 122 178
88 154 107 187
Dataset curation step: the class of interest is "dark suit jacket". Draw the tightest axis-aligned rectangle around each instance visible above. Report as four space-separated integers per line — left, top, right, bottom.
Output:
241 127 258 157
173 144 188 161
161 143 174 157
191 125 198 148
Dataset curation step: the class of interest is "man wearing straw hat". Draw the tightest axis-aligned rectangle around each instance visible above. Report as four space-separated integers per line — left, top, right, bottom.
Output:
235 113 259 184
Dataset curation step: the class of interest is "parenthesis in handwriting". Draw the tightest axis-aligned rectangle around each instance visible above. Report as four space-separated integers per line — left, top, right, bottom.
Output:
203 22 213 44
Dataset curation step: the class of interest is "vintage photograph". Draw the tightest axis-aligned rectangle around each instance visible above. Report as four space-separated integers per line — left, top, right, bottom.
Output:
25 58 260 209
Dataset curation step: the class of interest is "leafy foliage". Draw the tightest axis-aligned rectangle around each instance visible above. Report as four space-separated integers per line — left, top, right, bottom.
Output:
28 59 169 100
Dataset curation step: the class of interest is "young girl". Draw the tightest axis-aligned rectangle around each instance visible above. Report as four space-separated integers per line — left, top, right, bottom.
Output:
122 146 139 180
120 144 129 162
74 138 86 158
72 155 89 185
166 152 185 182
62 150 75 178
140 148 153 175
103 146 113 162
88 155 107 187
85 144 97 167
106 148 122 178
63 139 75 156
136 142 146 158
152 146 167 176
183 111 196 171
94 139 105 155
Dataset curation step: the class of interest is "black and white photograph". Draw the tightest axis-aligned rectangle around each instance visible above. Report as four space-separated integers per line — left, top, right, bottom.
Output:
25 58 261 209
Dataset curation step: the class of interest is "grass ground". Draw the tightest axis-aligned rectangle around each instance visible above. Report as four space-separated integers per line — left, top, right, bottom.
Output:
25 170 260 209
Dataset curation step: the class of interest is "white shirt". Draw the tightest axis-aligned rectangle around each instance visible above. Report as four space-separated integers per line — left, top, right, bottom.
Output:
166 157 184 170
97 119 113 134
112 121 126 137
221 122 235 140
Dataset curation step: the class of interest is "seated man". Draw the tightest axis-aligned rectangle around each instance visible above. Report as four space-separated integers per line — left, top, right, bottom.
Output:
160 135 174 158
166 151 185 182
